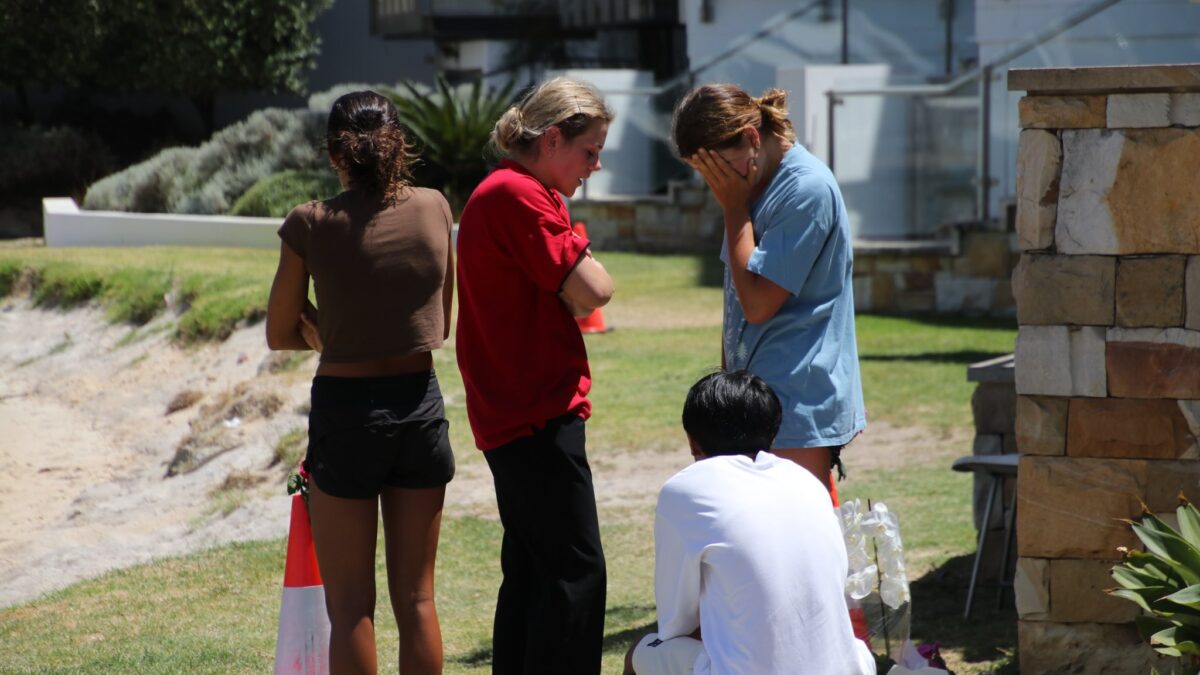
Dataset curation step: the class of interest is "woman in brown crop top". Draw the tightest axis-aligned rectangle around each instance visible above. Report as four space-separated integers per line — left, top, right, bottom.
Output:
266 90 455 674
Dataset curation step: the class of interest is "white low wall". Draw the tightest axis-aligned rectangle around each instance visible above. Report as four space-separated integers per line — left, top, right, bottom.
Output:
43 198 281 249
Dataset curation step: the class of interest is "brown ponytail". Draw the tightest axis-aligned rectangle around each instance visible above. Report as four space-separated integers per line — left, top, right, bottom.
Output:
326 90 415 205
753 88 795 141
672 84 797 159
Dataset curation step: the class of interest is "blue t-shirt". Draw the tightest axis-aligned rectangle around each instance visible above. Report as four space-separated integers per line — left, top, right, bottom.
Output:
721 144 866 448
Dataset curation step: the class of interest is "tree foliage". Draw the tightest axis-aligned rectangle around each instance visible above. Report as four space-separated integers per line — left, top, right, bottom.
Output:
0 0 331 127
91 0 331 97
0 0 100 89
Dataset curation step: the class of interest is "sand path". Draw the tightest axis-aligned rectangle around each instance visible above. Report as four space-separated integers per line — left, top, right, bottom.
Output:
0 300 962 609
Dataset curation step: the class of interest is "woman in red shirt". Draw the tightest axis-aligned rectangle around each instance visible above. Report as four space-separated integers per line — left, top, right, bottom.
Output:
455 78 615 674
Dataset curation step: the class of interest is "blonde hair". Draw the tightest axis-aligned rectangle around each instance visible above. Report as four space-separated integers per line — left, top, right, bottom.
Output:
491 77 615 156
671 84 796 159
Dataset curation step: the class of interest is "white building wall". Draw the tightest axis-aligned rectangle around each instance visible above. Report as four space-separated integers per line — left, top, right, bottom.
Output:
217 0 438 126
553 69 660 198
979 0 1200 219
778 64 911 239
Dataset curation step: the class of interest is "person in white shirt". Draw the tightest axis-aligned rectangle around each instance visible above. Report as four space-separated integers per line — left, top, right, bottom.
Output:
625 370 876 675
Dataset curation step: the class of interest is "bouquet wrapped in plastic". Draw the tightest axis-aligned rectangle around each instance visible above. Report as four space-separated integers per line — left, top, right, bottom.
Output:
839 498 912 663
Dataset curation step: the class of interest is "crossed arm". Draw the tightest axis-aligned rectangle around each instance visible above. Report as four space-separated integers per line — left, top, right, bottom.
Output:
559 250 614 317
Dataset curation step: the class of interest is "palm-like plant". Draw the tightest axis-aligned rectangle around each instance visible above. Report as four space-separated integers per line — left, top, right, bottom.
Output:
1110 495 1200 668
386 76 518 216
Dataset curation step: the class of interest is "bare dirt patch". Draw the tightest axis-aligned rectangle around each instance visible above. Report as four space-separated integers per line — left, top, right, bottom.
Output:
0 300 311 607
0 299 504 608
0 299 963 613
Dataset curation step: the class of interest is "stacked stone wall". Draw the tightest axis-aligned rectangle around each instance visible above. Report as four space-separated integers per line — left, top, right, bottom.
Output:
568 181 724 254
1009 64 1200 674
570 186 1018 317
853 228 1016 317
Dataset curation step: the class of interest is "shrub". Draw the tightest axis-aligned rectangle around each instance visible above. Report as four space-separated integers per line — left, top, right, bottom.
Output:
229 169 342 217
0 126 116 206
83 108 326 214
387 77 517 216
82 147 192 214
1110 497 1200 666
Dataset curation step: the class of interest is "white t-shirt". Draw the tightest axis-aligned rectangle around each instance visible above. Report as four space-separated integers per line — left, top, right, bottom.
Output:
653 451 875 675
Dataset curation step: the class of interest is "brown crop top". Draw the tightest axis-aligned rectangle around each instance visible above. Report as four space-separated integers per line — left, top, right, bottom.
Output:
278 187 453 363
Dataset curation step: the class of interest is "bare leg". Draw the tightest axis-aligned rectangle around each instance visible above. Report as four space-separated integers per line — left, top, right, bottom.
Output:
623 637 640 675
771 447 832 492
309 482 380 675
381 485 446 675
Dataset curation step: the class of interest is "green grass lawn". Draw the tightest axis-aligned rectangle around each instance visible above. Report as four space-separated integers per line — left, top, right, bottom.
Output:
0 244 1018 673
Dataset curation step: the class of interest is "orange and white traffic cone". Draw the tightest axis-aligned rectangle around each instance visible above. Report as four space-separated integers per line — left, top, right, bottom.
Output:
273 493 330 675
571 221 612 334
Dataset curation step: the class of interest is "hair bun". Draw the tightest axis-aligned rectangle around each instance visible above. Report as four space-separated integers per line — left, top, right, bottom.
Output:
755 88 789 114
491 105 526 155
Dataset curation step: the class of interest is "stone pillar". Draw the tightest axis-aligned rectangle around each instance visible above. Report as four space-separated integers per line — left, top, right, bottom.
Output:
1008 64 1200 674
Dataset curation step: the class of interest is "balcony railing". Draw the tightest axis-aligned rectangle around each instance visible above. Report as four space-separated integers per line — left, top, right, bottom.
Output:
557 0 678 28
372 0 558 38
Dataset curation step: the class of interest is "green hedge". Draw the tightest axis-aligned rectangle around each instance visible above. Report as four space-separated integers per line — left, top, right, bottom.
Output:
0 126 115 206
83 108 326 215
228 169 342 218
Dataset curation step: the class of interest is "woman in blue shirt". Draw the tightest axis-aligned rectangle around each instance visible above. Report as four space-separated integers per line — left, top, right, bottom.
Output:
671 84 866 493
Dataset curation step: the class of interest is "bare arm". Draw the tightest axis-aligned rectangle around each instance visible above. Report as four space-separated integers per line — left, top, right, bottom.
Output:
443 236 455 340
722 207 792 325
265 241 315 351
560 251 614 314
691 148 791 325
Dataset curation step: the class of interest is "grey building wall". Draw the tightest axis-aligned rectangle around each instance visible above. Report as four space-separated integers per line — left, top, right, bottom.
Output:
216 0 439 126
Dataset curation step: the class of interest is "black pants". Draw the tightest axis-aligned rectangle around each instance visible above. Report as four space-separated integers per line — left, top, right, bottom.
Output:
484 414 607 675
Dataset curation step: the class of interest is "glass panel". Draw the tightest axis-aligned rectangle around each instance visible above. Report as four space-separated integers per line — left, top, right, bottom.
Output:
909 90 978 237
830 81 979 241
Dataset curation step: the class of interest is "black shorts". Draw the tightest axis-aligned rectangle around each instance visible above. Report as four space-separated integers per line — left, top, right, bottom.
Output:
305 370 455 499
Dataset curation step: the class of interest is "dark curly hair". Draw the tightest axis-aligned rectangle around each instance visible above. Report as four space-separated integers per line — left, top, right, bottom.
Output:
326 90 415 204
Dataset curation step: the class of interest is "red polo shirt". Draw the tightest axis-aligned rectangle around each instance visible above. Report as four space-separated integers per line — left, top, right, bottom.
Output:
455 160 592 450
